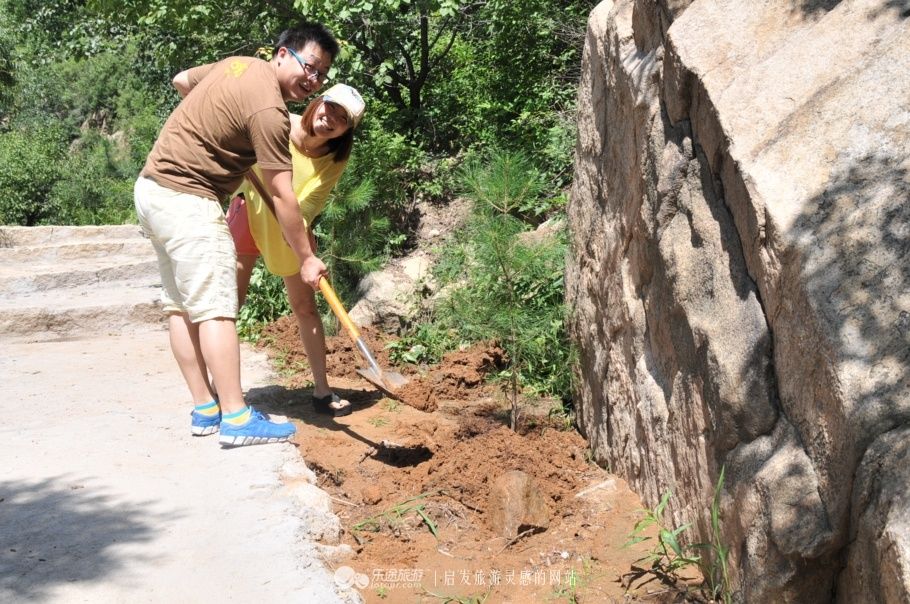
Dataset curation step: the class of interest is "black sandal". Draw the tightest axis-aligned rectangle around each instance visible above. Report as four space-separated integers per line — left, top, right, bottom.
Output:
312 393 353 417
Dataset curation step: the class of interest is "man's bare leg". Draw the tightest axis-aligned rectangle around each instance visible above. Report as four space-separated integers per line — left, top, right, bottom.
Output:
168 313 216 405
197 318 246 414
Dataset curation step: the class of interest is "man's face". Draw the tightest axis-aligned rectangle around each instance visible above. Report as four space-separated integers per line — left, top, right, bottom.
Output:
275 41 332 102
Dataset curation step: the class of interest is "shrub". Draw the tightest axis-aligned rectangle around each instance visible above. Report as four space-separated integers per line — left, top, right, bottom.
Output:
49 131 138 225
400 149 572 422
0 126 66 225
316 167 391 303
237 262 292 340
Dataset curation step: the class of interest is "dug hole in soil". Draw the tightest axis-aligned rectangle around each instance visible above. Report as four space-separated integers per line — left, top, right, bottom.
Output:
254 317 691 603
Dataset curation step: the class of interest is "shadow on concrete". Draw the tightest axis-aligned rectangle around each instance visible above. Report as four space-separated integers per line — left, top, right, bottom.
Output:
797 0 842 15
0 476 160 601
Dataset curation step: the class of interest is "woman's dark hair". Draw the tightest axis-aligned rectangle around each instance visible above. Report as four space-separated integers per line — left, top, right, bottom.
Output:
273 22 339 60
300 98 354 162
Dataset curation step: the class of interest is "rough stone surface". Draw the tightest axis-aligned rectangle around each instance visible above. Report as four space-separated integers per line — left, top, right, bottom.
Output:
487 470 551 540
838 426 910 603
288 481 334 514
567 1 909 601
348 196 471 331
281 458 319 484
0 225 164 338
348 252 432 331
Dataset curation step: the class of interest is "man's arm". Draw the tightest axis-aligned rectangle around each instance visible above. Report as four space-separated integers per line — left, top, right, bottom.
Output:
260 168 327 289
172 62 216 98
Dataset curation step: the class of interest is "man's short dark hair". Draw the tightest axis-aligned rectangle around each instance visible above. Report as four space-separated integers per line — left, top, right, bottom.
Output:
273 22 339 60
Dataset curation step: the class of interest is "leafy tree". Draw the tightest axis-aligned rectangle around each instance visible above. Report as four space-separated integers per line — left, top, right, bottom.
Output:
294 0 475 127
86 0 287 76
291 0 587 197
0 127 66 225
458 0 587 189
0 35 14 119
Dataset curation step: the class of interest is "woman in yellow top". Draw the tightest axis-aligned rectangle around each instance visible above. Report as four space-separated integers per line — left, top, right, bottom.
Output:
227 83 365 416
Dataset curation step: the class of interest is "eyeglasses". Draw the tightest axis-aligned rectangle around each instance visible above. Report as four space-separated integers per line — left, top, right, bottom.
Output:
286 47 328 83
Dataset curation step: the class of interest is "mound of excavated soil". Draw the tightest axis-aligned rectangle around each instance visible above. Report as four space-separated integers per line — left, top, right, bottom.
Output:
260 317 506 413
253 318 673 603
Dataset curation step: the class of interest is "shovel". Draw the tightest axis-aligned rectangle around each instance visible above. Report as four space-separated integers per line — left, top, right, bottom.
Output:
318 276 409 400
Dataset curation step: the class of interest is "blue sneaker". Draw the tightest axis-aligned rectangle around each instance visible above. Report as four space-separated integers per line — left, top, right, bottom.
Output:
219 407 296 447
191 405 221 436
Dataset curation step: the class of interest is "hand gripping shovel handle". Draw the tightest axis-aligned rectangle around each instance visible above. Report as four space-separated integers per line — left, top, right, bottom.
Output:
317 277 385 382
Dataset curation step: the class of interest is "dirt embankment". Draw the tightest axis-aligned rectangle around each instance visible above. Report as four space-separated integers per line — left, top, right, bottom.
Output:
255 317 681 603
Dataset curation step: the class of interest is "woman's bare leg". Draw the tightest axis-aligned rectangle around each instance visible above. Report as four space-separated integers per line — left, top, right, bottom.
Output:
236 254 258 307
283 274 334 398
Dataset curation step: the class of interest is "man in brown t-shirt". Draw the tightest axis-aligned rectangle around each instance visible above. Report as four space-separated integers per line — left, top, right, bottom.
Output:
134 23 338 446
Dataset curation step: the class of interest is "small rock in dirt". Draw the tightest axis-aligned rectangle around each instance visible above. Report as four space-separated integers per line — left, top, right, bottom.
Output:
288 482 332 513
487 470 551 540
574 478 618 514
362 485 383 505
300 508 343 544
315 542 354 564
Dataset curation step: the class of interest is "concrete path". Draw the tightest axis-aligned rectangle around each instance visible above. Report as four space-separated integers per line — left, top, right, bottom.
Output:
0 226 353 603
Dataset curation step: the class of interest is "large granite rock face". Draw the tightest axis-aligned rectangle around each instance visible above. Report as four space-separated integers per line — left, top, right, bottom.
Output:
566 1 910 601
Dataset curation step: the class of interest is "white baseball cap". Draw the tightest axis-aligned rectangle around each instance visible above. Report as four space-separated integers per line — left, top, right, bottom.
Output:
322 84 365 127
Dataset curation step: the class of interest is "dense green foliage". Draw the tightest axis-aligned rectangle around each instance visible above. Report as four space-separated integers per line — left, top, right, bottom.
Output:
1 0 588 405
237 264 293 340
0 126 65 225
0 3 169 226
0 0 586 238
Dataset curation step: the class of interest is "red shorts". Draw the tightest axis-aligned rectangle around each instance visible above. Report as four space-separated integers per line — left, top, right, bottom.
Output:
226 195 260 257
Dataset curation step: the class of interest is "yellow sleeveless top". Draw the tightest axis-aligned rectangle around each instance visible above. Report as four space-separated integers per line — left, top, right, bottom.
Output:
241 144 347 276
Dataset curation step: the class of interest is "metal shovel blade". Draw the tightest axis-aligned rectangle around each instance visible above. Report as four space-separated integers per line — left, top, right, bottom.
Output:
356 366 409 400
317 276 410 400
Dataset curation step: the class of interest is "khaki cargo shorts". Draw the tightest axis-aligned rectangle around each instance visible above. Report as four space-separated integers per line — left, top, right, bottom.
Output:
134 176 238 322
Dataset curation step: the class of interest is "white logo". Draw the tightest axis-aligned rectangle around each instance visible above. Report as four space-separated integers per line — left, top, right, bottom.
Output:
334 565 370 589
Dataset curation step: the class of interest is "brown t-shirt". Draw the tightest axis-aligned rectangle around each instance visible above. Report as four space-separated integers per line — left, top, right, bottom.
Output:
142 57 292 201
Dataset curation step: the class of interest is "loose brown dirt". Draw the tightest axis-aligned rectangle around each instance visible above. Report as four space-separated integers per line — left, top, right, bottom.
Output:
253 317 698 603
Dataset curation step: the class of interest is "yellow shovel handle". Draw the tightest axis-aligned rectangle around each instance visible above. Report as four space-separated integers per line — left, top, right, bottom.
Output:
318 277 361 339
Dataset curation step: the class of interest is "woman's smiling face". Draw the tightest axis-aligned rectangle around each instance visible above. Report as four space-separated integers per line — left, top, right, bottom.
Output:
311 100 350 138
